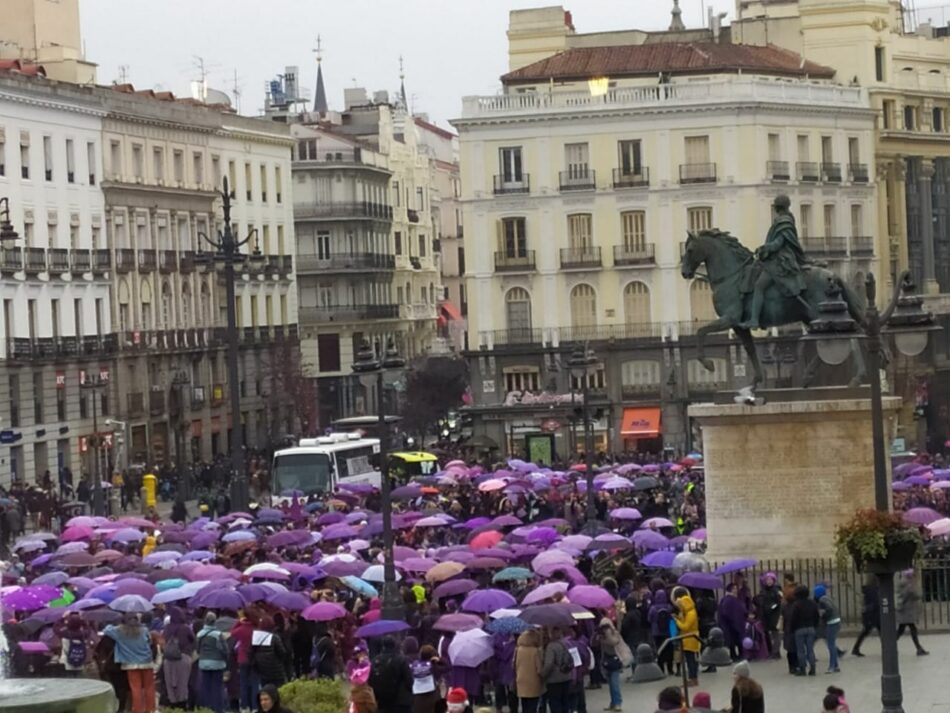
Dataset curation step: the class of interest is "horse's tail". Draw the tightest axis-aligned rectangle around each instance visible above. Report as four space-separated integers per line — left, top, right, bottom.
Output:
837 274 867 329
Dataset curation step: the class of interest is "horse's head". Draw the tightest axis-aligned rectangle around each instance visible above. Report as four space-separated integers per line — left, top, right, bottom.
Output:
681 231 703 279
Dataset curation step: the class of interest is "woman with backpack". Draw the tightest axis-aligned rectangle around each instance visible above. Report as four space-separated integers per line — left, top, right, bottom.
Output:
541 627 574 713
162 606 196 708
55 612 92 677
197 612 231 713
102 612 158 713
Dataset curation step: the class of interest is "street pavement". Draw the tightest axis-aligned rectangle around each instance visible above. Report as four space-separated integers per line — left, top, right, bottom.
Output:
584 633 949 712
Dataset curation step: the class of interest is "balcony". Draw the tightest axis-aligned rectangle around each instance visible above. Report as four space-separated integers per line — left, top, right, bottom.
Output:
803 236 848 257
797 161 820 182
559 169 596 192
299 304 400 324
57 336 79 358
622 383 662 398
821 162 842 183
115 248 135 273
294 202 393 221
613 244 656 267
278 255 293 275
494 250 536 273
851 235 874 256
679 163 717 184
149 389 165 416
159 250 177 274
241 326 257 344
297 253 397 273
0 248 22 272
481 328 543 348
93 249 111 274
48 248 69 275
179 251 195 273
612 167 649 189
258 326 272 344
560 247 602 270
407 208 420 223
849 163 869 183
557 323 665 343
82 333 118 356
127 392 145 417
70 249 92 274
493 174 531 195
409 256 422 270
6 338 33 360
273 325 286 341
24 248 47 274
138 249 157 272
766 160 790 182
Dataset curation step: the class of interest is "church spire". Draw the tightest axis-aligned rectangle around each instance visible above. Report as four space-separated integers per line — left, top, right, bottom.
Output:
669 0 685 31
312 35 328 114
398 54 407 111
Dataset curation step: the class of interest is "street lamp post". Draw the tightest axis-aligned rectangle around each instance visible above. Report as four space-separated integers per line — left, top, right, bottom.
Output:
80 374 107 516
352 338 405 620
196 177 257 512
802 272 938 713
568 344 603 534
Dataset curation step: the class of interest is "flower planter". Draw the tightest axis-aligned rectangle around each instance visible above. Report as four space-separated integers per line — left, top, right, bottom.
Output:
852 539 919 575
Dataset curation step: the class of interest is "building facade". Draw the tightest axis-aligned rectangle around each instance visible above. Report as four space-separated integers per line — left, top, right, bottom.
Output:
0 0 97 84
453 7 877 457
0 71 111 483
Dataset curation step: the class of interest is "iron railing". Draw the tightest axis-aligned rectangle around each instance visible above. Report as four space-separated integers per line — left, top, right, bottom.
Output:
494 251 536 272
851 235 874 255
821 162 843 183
48 248 70 274
766 160 790 181
679 162 717 184
612 167 650 189
803 236 848 256
493 174 531 195
560 247 602 270
115 248 135 273
797 161 820 182
138 250 157 272
70 249 92 274
849 163 870 183
613 244 656 266
559 169 596 191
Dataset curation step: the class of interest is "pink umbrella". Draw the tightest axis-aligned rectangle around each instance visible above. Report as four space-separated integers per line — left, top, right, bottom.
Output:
926 518 950 537
521 582 568 605
641 517 675 529
492 515 523 528
531 550 574 573
478 479 506 493
301 601 347 622
534 563 587 584
567 585 614 609
470 531 504 550
118 517 156 529
904 508 942 525
61 526 95 543
414 516 451 528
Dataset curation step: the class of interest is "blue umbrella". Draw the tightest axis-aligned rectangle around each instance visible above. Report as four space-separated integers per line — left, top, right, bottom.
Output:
712 559 758 576
641 551 678 568
222 530 257 543
340 576 378 597
492 567 533 583
355 620 410 638
486 617 532 635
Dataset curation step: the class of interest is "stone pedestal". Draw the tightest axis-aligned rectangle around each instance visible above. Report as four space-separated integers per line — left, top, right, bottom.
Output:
689 395 901 561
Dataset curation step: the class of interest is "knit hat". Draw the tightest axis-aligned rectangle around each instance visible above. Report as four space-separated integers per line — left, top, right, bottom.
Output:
692 692 712 709
447 687 469 713
733 660 750 679
814 584 827 599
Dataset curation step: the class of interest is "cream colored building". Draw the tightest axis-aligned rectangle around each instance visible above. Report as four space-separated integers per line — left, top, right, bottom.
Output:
0 0 96 84
453 6 877 457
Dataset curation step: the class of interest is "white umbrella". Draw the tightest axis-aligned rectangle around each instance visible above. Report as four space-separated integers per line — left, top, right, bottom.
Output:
448 629 494 667
362 564 403 583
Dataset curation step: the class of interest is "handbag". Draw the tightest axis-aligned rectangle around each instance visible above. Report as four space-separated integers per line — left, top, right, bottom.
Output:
603 654 623 672
614 639 634 667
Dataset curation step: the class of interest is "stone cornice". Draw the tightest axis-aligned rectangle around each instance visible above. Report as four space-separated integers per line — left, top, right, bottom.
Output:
0 87 106 119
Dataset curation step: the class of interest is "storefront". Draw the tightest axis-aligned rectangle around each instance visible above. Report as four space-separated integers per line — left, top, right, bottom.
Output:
620 406 662 454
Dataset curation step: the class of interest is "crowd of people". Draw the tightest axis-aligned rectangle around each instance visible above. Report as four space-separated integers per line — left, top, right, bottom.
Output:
0 451 939 713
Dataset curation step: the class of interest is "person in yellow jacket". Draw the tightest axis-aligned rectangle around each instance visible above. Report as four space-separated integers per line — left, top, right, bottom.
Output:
141 533 157 558
671 586 700 687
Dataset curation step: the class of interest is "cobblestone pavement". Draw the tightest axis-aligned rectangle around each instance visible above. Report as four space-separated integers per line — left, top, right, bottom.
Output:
582 633 949 713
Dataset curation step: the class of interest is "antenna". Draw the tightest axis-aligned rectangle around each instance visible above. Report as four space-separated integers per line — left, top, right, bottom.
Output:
117 64 129 84
192 55 220 102
231 68 243 113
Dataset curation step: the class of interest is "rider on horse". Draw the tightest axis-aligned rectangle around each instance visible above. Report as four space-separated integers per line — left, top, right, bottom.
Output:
740 194 809 330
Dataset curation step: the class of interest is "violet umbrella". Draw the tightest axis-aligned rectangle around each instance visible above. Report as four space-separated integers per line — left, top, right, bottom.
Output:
59 552 97 568
587 534 632 552
118 517 155 529
526 527 560 546
222 530 257 543
61 526 95 542
391 546 418 562
267 530 312 548
267 591 310 612
462 516 493 529
322 560 368 578
466 557 507 572
444 551 476 565
301 601 347 622
474 548 515 561
190 532 220 550
433 613 483 633
904 507 942 525
193 588 246 610
712 559 758 576
632 530 669 550
905 475 932 487
66 577 97 595
321 524 359 541
642 550 678 568
892 481 912 492
609 507 642 521
391 484 422 499
461 589 517 614
641 517 675 530
316 511 346 526
531 550 574 573
689 528 708 541
402 558 436 573
161 531 193 544
237 583 273 603
567 585 614 609
447 629 494 668
65 516 98 528
678 572 724 590
33 571 70 587
355 620 410 638
432 579 478 600
535 563 588 585
521 582 569 605
2 588 58 612
114 580 157 599
181 551 215 563
143 551 181 566
109 528 146 544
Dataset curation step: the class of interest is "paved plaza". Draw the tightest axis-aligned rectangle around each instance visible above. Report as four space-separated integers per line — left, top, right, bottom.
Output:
581 633 949 713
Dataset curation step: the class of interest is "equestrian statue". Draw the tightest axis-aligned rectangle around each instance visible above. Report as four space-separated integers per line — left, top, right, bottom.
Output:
680 194 866 389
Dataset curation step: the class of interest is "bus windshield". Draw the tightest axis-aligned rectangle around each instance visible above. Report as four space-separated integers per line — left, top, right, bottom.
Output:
273 452 332 494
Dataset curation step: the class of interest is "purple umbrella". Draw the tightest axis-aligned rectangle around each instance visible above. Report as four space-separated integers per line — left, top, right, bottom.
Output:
519 603 575 627
447 629 494 667
712 559 758 576
445 551 477 564
402 558 437 573
2 589 56 612
678 572 724 590
466 557 507 572
905 475 932 487
535 563 588 585
322 560 368 578
433 613 483 633
236 583 272 603
33 572 70 587
114 580 157 599
432 579 478 600
321 524 359 541
190 532 220 549
522 582 569 605
109 528 146 544
641 517 675 530
267 591 310 612
609 507 643 521
525 527 560 546
462 517 493 529
632 530 669 550
587 534 632 552
194 588 246 610
904 507 942 525
892 481 912 492
302 601 347 622
181 550 215 563
222 530 257 543
894 462 919 478
461 588 517 613
567 585 614 609
689 528 707 541
267 530 312 548
316 512 346 526
143 551 181 566
492 515 523 528
641 550 678 568
355 620 410 638
66 577 97 594
391 484 422 499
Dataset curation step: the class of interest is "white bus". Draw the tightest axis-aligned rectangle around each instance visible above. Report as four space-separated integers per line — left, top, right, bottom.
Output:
272 433 381 495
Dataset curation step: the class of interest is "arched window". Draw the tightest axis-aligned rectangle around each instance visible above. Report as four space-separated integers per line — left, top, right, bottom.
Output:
181 281 192 327
623 281 651 331
161 281 173 328
201 281 212 327
570 284 597 330
505 287 532 342
690 280 716 322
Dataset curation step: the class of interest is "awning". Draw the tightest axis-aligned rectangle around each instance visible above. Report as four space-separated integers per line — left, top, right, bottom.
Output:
439 300 463 322
621 407 661 437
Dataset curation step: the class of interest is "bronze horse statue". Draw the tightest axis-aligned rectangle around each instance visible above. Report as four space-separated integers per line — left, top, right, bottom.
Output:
680 229 866 388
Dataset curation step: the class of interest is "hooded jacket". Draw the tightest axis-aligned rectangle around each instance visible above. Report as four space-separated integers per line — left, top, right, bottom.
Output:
257 683 293 713
514 629 544 698
672 592 700 652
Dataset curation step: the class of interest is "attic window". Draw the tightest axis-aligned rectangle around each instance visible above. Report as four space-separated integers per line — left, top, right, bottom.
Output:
902 66 914 72
930 69 941 74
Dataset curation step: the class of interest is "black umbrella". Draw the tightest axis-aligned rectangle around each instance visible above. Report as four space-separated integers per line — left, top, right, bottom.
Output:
518 603 575 628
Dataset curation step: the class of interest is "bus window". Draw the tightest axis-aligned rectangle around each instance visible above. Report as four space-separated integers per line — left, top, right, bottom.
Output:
336 446 377 481
273 452 332 494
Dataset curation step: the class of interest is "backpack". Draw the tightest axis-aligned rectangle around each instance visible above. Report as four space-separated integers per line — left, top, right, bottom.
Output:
555 642 573 675
164 633 183 661
66 638 86 669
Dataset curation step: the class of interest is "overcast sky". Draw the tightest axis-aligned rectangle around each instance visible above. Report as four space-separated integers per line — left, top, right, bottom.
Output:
79 0 735 127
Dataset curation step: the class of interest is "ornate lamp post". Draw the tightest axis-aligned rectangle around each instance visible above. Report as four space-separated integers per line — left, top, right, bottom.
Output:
195 177 257 512
801 272 938 713
567 343 603 534
0 197 19 242
352 339 406 619
79 373 108 516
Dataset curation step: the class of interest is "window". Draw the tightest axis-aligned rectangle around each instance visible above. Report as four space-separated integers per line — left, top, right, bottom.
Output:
47 220 57 247
109 140 120 177
228 160 236 194
280 294 288 324
260 164 268 202
823 204 836 237
621 360 660 392
416 187 424 210
317 230 330 259
173 149 184 183
768 133 781 161
499 147 523 182
624 282 651 325
132 144 144 179
317 334 341 372
848 137 860 165
458 246 465 275
275 166 282 202
392 180 401 206
687 206 713 232
500 217 527 257
569 284 597 328
564 142 590 178
277 225 285 255
904 105 917 130
934 107 944 133
193 152 203 185
9 375 19 427
505 287 532 335
153 147 164 182
250 295 259 328
87 142 96 184
621 211 646 250
65 139 75 183
504 368 540 393
19 132 29 179
875 46 885 82
51 299 60 338
0 132 5 176
690 280 717 322
684 135 709 164
33 371 43 424
617 139 642 176
265 295 273 326
570 366 605 392
800 204 812 238
418 234 427 257
42 135 52 181
245 162 253 200
394 231 402 255
882 100 894 130
851 204 863 236
567 213 592 249
797 134 810 161
211 155 221 186
57 382 65 422
821 136 833 163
